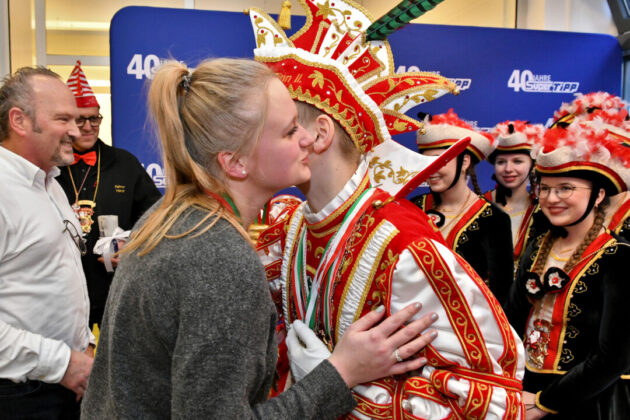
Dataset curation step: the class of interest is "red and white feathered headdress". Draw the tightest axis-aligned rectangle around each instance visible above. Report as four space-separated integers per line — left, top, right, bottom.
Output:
488 120 545 162
533 120 630 194
416 109 494 163
247 0 467 197
66 60 99 108
551 91 628 129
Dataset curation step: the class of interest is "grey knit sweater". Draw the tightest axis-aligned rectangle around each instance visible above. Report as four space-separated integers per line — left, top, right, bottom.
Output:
81 205 355 419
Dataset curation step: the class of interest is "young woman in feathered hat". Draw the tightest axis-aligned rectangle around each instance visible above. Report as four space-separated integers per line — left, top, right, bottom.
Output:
552 92 630 243
487 120 550 268
411 109 514 306
504 120 630 419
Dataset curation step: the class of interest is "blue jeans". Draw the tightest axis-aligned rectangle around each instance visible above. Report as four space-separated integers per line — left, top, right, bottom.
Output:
0 379 80 420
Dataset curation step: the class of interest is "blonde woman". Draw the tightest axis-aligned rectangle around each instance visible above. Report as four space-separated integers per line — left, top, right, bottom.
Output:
81 59 437 418
486 121 549 267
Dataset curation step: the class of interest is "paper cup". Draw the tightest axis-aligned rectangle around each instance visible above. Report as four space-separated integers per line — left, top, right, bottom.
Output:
98 215 119 237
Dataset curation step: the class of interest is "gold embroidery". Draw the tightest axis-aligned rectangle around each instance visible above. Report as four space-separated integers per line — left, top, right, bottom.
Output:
251 14 286 47
379 249 396 271
315 0 363 36
314 246 325 259
392 88 439 112
573 279 588 294
605 244 619 255
341 254 354 275
560 348 574 364
567 303 581 318
566 325 579 339
586 262 599 276
370 290 382 307
410 240 493 370
555 238 614 371
309 222 341 238
114 185 126 193
368 156 420 185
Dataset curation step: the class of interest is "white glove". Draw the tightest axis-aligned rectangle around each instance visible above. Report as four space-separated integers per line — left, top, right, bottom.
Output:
285 320 332 383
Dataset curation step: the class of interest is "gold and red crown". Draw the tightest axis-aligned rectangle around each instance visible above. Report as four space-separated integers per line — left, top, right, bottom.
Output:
66 60 99 108
247 0 457 154
489 120 545 156
416 109 494 162
533 119 630 194
551 91 628 128
247 0 465 198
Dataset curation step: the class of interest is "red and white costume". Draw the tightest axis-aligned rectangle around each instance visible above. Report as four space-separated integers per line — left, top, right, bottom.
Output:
249 1 525 417
259 162 525 419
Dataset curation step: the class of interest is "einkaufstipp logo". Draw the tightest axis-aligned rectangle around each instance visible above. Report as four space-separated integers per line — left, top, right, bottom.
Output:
507 70 579 93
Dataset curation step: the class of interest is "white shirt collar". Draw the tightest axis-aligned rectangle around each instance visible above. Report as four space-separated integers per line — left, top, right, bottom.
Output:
304 159 369 224
0 145 61 188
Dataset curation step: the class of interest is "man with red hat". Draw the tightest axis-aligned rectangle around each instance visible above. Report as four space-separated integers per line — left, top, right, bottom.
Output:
56 61 161 331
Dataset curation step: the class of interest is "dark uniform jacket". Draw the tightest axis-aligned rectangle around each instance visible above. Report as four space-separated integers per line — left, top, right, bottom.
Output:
505 231 630 419
56 139 161 327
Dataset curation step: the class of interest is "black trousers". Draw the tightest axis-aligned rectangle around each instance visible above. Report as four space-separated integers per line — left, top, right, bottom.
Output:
0 379 79 420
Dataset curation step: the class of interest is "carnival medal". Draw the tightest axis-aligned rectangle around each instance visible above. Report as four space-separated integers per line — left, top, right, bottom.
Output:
72 200 96 234
526 318 552 369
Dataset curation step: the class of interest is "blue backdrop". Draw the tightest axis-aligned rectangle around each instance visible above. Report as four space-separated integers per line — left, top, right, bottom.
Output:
110 6 622 194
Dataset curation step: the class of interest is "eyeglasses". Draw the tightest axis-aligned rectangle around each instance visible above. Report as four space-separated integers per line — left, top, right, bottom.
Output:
536 184 592 200
75 115 103 128
63 220 87 256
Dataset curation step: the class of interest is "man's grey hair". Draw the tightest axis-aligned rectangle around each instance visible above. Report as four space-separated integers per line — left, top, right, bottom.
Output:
0 66 61 142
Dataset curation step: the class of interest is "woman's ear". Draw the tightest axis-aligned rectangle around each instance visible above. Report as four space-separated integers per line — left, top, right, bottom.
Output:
217 151 248 179
461 153 472 173
312 114 335 154
595 187 606 207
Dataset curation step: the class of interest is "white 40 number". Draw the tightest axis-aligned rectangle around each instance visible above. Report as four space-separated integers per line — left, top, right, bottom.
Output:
127 54 160 80
507 69 534 92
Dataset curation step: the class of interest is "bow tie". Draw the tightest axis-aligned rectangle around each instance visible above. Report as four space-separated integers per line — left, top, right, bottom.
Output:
73 151 97 166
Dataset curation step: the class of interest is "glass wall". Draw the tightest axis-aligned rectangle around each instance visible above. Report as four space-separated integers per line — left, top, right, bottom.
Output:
8 0 186 145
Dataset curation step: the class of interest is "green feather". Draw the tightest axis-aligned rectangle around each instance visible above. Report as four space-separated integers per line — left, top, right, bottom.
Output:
365 0 446 41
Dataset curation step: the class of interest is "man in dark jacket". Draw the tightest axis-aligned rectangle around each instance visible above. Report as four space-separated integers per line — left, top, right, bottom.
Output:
56 61 161 331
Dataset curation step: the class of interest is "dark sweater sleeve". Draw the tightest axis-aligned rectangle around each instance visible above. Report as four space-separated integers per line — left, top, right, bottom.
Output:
484 205 514 306
164 222 354 419
537 243 630 413
253 360 356 419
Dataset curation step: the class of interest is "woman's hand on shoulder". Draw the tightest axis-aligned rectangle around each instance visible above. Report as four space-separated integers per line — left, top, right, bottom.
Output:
328 303 438 388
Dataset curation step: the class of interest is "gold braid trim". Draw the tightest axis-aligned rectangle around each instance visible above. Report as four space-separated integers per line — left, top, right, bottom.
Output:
535 391 559 415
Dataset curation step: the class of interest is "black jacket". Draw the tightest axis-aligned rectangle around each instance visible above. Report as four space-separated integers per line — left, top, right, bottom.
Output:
505 232 630 419
56 139 161 327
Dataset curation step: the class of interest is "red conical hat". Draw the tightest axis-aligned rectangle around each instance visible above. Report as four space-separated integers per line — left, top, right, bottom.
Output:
66 60 99 108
